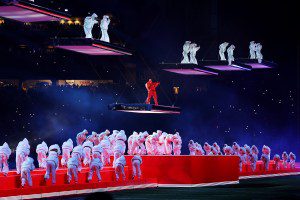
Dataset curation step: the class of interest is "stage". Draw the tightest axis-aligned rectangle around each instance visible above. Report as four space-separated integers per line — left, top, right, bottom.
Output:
108 103 181 114
0 156 299 199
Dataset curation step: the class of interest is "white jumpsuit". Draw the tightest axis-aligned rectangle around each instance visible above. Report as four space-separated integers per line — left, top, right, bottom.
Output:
44 151 59 184
114 155 126 181
61 139 73 167
36 141 48 168
21 157 35 187
131 155 142 179
0 142 11 175
100 15 110 42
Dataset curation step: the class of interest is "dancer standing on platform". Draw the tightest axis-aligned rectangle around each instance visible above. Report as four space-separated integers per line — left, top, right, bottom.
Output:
114 155 126 181
113 130 127 164
44 144 61 185
188 140 196 155
219 42 229 60
88 144 103 182
172 132 182 155
273 154 280 170
145 79 160 106
87 131 99 145
61 139 74 167
36 141 48 168
0 142 11 176
289 152 296 169
100 15 111 42
195 142 205 155
128 131 139 155
249 41 257 59
131 154 142 180
203 142 212 155
84 13 98 39
189 43 200 64
261 145 271 171
82 140 93 166
181 41 191 64
164 133 174 155
67 146 84 184
282 151 289 169
100 136 111 166
16 138 30 174
255 43 263 63
21 157 35 187
76 129 88 146
227 44 235 65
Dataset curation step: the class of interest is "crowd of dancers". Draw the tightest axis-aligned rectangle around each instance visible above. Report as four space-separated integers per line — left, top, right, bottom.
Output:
0 129 297 187
0 129 143 187
188 140 296 172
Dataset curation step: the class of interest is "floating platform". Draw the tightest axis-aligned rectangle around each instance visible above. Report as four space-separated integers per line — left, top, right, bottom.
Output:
161 63 218 76
236 59 276 69
54 38 132 56
108 103 181 114
0 1 70 23
198 60 252 71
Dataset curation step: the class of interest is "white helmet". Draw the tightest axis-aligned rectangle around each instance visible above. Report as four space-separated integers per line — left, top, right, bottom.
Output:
49 144 61 155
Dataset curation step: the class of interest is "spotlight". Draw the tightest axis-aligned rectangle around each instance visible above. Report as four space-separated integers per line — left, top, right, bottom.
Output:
60 19 65 24
74 19 81 25
0 19 4 25
67 20 73 25
173 87 179 95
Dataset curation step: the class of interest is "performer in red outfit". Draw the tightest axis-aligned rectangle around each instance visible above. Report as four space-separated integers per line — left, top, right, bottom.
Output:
145 79 160 105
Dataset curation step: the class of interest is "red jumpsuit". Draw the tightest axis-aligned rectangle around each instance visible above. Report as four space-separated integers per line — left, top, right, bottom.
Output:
145 80 160 105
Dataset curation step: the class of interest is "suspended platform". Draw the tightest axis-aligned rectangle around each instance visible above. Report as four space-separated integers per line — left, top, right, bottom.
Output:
162 59 274 75
0 1 70 23
198 60 252 71
236 59 276 69
54 38 132 56
108 103 181 114
161 63 218 76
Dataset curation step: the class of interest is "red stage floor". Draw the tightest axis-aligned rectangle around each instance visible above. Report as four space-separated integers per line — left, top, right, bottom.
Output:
0 156 299 199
